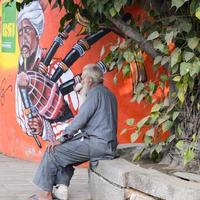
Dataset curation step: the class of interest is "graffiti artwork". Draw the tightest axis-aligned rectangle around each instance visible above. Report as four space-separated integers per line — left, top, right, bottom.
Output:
16 0 147 148
0 77 13 106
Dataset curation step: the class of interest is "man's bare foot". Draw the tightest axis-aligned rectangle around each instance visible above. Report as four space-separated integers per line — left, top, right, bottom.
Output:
39 191 53 200
28 191 53 200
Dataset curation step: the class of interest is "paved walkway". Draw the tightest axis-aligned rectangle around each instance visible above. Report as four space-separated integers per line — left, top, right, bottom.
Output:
0 153 90 200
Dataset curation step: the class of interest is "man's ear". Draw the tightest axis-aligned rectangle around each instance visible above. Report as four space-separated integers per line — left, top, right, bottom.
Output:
89 77 93 85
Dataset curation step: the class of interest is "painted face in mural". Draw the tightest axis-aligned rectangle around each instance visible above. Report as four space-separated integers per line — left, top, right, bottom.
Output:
18 19 39 62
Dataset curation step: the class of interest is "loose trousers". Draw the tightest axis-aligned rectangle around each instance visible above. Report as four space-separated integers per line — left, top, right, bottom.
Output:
33 137 90 192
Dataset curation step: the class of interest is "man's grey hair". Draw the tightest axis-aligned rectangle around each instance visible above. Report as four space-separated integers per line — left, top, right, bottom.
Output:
83 64 104 84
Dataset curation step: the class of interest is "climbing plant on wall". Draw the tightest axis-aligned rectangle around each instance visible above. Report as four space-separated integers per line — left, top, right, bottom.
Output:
14 0 200 172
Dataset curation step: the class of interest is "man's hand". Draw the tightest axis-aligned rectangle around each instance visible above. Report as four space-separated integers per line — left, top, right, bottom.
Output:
28 116 43 135
47 140 61 153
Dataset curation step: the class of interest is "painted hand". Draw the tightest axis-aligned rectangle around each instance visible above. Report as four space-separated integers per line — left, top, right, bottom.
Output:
17 72 29 87
28 115 43 136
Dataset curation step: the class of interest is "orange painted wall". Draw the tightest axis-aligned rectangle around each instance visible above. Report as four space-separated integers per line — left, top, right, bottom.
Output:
0 4 157 161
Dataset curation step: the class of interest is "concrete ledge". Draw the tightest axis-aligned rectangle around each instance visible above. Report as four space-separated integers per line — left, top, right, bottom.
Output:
127 167 200 200
89 169 125 200
89 144 200 200
91 158 135 187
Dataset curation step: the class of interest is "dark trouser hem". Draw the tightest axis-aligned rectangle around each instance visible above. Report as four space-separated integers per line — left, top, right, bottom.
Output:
33 178 53 192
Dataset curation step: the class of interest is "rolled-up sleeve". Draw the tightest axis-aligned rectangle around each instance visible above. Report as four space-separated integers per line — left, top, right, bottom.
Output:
63 90 98 136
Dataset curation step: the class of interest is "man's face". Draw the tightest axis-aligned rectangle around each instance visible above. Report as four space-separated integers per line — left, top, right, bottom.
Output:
81 70 92 87
80 70 93 96
18 19 39 59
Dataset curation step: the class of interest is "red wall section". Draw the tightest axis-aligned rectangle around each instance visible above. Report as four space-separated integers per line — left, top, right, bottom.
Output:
0 5 159 161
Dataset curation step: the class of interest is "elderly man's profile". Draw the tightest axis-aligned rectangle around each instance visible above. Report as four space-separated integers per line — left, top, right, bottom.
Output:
30 63 118 200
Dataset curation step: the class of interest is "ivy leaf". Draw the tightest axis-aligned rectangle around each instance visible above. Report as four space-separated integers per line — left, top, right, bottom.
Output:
135 82 144 93
195 6 200 20
173 76 181 82
146 128 155 137
97 3 104 14
114 0 123 13
161 56 170 66
172 64 179 74
190 0 199 15
156 144 163 154
149 82 157 93
173 111 180 121
176 140 184 150
183 51 195 62
179 21 192 33
109 7 117 17
131 132 139 143
160 74 168 81
137 116 149 129
109 62 116 71
117 61 123 71
171 0 187 9
162 120 173 132
151 104 161 112
177 84 187 103
144 135 152 145
177 124 183 135
164 98 170 107
110 45 118 52
170 48 181 67
126 118 134 126
166 134 176 143
188 37 199 50
158 115 170 125
147 31 159 40
177 82 188 103
122 64 131 76
165 31 173 44
153 39 165 52
104 54 111 63
123 51 134 62
153 56 162 65
180 62 192 76
184 149 195 166
183 148 195 165
149 113 159 124
191 61 200 76
135 54 144 63
136 94 146 103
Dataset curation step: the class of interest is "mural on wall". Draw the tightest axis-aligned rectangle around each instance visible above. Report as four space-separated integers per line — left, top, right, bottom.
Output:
16 0 80 148
15 0 148 149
